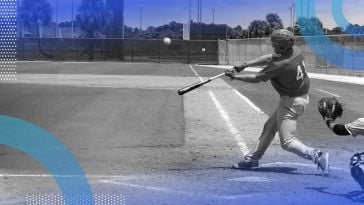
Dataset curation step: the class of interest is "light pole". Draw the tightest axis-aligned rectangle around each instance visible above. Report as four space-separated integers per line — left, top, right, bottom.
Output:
71 0 74 38
289 6 292 28
122 0 125 39
211 8 215 24
138 7 143 31
292 3 295 27
188 0 191 39
300 0 303 20
197 0 201 24
55 0 58 38
17 0 20 38
289 3 295 29
197 0 202 39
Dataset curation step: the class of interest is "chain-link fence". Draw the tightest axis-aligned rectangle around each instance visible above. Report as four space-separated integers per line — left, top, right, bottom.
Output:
17 38 219 64
17 36 364 77
219 35 364 77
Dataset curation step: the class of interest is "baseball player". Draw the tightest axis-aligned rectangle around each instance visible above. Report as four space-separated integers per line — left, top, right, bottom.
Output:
326 117 364 137
318 97 364 137
225 29 329 174
325 115 364 137
318 97 364 188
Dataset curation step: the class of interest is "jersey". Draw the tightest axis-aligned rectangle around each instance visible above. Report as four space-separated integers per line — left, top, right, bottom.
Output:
345 118 364 137
257 46 310 97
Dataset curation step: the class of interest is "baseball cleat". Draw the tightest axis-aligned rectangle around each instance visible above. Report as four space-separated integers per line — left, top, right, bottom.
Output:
316 152 330 175
232 158 259 169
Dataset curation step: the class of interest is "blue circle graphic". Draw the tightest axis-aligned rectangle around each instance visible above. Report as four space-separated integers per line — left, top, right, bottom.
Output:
0 115 94 205
296 0 364 70
331 0 350 31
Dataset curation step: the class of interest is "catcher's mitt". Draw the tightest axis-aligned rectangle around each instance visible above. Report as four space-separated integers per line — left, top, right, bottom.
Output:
318 97 343 121
350 152 364 189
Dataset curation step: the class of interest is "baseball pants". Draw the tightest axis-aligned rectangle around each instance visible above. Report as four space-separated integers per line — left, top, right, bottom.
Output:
246 94 317 161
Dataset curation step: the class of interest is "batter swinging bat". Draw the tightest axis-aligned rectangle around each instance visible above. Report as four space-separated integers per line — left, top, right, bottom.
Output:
177 55 272 95
177 72 226 95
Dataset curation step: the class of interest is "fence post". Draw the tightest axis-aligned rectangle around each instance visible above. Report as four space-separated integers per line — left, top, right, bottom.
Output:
244 39 247 63
338 35 341 75
103 39 106 61
187 40 190 64
353 36 356 76
22 38 25 60
238 39 241 64
158 39 161 63
226 39 229 65
131 39 134 62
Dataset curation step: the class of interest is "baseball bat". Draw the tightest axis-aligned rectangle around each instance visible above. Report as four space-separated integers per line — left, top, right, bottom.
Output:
177 72 226 95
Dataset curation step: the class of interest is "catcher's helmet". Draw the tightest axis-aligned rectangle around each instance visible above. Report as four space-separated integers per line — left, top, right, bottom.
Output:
350 152 364 189
270 29 295 55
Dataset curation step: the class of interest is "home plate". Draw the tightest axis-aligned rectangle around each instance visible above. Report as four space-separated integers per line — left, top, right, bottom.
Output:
227 176 270 182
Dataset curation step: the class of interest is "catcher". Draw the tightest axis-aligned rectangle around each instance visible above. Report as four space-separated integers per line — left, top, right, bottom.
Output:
318 97 364 188
225 29 330 175
318 97 364 137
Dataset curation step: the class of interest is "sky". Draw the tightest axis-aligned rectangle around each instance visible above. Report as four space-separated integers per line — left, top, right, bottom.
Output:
46 0 364 30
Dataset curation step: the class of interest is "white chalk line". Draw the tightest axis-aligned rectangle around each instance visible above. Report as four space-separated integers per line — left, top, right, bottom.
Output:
227 176 270 182
188 65 250 155
189 65 204 82
190 65 264 114
208 91 250 155
0 174 136 179
232 89 265 114
0 162 348 179
261 162 348 172
98 180 252 200
315 88 340 98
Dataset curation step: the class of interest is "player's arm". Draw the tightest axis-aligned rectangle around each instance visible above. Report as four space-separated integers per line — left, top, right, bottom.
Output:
224 72 264 83
226 60 278 83
233 54 273 72
325 119 350 136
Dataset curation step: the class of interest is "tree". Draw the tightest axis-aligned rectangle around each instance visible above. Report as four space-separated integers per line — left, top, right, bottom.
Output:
296 17 323 36
345 24 364 34
249 20 269 38
225 25 242 39
266 13 284 31
19 0 52 58
331 27 343 35
76 0 109 60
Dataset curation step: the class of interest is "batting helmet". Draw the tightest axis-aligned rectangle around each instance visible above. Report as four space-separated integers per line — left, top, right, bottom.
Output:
270 29 295 55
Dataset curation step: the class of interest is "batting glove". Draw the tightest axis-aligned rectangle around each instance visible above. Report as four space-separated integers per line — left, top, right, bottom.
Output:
233 63 248 73
224 69 236 80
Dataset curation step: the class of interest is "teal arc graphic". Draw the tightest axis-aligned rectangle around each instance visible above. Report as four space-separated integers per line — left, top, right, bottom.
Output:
295 0 364 70
0 115 94 205
331 0 350 30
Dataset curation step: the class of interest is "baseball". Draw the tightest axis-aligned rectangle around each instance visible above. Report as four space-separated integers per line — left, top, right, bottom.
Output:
163 37 171 45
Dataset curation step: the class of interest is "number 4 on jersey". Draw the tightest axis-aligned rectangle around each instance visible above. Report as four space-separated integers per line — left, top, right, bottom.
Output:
297 61 306 81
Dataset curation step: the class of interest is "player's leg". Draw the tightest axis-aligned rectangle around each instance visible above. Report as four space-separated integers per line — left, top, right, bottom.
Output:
232 109 278 169
277 95 316 158
277 95 329 173
249 110 278 160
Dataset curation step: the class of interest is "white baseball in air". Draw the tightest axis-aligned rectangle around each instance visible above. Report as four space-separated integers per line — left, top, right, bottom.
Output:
163 37 171 45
